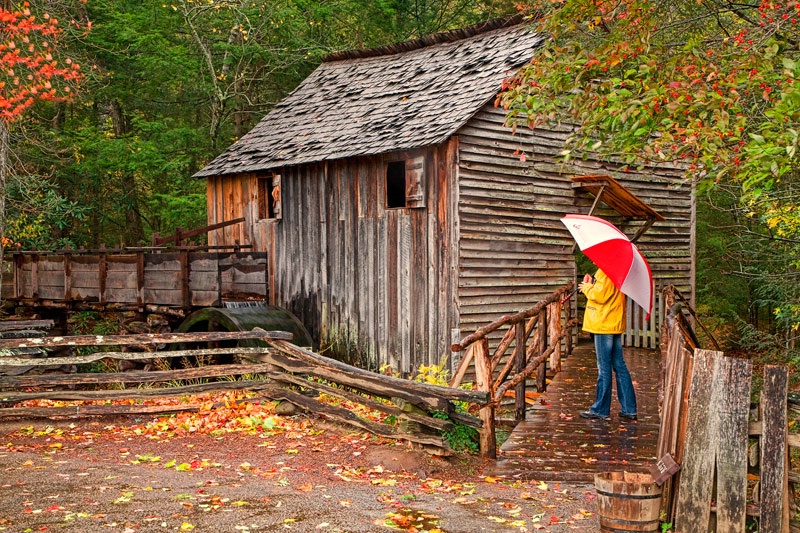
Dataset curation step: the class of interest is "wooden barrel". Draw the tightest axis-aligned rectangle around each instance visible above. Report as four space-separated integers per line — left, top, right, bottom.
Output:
594 471 662 532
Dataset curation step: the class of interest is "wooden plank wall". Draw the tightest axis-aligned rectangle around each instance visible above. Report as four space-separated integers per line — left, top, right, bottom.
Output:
456 105 694 343
232 143 459 374
0 260 11 298
206 175 254 248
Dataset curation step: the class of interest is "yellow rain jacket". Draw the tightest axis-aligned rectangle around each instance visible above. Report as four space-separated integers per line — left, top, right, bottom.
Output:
581 269 626 334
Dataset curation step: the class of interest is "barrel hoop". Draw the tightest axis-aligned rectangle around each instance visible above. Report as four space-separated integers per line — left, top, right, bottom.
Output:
600 520 658 533
600 517 660 526
596 488 661 500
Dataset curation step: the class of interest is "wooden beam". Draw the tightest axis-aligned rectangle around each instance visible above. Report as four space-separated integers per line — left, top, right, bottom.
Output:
0 328 292 350
0 320 54 332
152 218 246 247
0 346 280 367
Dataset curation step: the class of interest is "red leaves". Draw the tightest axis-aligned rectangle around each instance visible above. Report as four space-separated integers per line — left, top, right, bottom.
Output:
0 5 85 122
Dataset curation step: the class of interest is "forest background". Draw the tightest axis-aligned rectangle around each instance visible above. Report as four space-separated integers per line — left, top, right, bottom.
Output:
2 0 799 382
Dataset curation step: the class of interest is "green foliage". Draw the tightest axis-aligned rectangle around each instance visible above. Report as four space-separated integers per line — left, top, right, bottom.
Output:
4 173 91 249
69 311 121 336
504 1 800 336
68 311 123 373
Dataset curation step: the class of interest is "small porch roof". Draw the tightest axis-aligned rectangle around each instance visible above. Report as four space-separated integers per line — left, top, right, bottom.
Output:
571 174 665 242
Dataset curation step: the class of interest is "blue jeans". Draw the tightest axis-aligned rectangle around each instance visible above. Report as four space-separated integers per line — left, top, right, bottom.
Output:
588 333 637 417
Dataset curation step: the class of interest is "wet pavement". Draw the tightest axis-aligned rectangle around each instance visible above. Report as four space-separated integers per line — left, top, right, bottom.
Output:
493 343 661 482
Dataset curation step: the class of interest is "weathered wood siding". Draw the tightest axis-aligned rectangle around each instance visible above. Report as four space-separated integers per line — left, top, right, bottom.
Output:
454 105 694 340
207 141 460 373
206 175 257 247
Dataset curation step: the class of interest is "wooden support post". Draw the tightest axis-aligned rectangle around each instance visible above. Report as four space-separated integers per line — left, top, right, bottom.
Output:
13 252 23 299
30 253 39 300
565 294 573 356
63 250 72 303
136 252 145 307
514 321 526 422
98 245 107 304
548 302 562 373
536 308 547 391
474 338 496 459
180 249 190 309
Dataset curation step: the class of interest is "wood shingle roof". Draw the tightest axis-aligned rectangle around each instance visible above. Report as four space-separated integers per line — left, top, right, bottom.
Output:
194 17 543 177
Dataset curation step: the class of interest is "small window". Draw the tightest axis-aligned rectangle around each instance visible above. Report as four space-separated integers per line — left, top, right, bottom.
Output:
257 174 282 220
386 161 406 208
385 156 426 209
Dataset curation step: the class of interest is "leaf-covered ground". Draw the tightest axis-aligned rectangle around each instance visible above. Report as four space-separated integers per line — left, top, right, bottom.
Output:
0 392 599 532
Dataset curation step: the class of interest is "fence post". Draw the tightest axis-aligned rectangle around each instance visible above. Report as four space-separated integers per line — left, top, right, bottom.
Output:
536 308 547 391
514 321 526 423
474 338 496 458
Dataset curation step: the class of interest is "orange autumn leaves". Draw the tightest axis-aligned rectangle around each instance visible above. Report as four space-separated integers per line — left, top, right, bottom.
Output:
0 1 85 122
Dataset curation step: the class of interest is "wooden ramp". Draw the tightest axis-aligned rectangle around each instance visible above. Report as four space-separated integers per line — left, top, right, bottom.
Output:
492 342 661 482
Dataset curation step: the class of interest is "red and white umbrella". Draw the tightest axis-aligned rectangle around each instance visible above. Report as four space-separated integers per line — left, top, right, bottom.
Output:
560 214 653 318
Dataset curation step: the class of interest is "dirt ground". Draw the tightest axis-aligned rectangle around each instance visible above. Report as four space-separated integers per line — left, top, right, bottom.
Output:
0 408 600 532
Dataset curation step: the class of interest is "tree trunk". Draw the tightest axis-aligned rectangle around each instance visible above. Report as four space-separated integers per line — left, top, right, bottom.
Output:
0 120 7 306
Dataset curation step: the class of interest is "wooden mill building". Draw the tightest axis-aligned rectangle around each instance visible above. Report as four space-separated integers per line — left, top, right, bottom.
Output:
194 16 695 374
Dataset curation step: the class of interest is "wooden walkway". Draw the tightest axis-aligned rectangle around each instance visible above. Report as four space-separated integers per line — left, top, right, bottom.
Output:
492 341 661 482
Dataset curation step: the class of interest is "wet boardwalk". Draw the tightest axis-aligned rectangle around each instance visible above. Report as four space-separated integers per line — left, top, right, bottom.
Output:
492 342 661 482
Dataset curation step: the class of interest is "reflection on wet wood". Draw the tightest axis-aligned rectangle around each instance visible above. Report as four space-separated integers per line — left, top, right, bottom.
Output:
492 342 661 482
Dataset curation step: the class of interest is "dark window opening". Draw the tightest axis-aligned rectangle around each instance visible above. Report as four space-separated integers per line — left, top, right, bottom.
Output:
386 161 406 208
258 175 281 220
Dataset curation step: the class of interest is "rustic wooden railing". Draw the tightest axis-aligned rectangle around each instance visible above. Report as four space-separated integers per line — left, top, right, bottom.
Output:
0 328 486 454
657 285 796 532
151 217 246 247
449 283 578 458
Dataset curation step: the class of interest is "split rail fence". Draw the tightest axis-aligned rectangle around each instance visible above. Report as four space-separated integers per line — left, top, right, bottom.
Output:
0 328 486 453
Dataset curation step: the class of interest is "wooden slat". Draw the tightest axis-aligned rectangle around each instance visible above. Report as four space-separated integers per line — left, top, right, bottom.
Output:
675 350 720 532
715 356 752 532
760 365 789 533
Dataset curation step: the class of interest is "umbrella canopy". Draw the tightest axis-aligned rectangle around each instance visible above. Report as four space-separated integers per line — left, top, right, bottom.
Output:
560 214 653 318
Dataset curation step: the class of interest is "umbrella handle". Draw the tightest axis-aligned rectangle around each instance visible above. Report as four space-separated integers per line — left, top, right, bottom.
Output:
561 287 579 304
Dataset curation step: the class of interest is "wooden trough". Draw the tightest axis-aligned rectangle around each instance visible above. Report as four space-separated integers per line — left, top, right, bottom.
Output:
2 247 268 311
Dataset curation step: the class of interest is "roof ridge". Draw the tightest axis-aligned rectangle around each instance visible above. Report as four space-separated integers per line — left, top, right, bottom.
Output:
321 12 530 63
